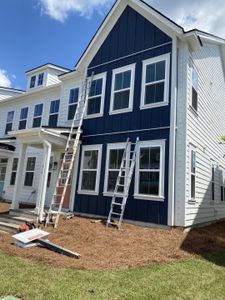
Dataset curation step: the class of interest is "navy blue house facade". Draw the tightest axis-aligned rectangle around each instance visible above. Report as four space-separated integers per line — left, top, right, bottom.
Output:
73 6 173 226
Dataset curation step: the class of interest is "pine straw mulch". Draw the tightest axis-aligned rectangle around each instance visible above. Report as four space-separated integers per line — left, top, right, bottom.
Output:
1 202 225 270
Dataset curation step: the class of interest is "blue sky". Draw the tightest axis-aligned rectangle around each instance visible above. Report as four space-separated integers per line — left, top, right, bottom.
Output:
1 0 224 90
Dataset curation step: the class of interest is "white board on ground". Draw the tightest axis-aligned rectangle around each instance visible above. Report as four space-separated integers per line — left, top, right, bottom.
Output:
12 229 49 244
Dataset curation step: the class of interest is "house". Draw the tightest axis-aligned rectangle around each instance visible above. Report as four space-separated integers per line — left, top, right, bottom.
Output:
1 0 225 228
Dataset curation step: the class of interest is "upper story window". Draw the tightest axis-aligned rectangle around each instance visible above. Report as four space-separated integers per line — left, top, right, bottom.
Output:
86 73 106 118
5 111 14 135
134 140 165 201
110 64 135 114
33 104 43 128
19 107 28 130
68 88 79 120
30 76 36 89
49 99 60 127
191 67 198 111
38 73 44 86
141 54 170 109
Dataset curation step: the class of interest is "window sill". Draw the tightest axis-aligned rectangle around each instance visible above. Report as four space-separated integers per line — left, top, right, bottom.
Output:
133 194 164 202
84 113 103 120
109 108 133 115
140 102 169 110
188 105 198 117
187 199 196 205
77 190 99 196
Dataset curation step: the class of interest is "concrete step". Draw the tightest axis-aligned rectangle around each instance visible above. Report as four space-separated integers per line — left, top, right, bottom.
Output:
0 221 19 233
0 215 36 226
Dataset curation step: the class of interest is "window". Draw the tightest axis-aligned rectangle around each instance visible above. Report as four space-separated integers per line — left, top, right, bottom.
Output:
33 104 43 128
212 165 215 201
78 145 102 194
191 67 198 111
104 143 126 195
68 88 79 120
5 111 14 135
30 76 36 88
190 148 196 200
24 157 36 187
221 170 225 202
86 73 106 118
141 54 170 109
48 100 60 127
47 156 54 188
135 140 165 200
38 73 44 86
19 107 28 130
10 158 19 185
110 65 135 114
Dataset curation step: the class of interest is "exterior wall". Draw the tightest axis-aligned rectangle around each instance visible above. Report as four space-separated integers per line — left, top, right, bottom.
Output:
73 6 173 225
46 69 62 87
185 42 225 226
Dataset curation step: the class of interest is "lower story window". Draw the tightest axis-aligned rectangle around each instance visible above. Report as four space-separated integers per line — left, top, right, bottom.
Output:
135 140 165 200
78 145 102 194
190 147 196 201
221 170 225 202
10 158 19 185
24 157 36 187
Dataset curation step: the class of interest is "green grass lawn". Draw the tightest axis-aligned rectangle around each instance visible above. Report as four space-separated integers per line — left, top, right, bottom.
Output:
1 251 225 300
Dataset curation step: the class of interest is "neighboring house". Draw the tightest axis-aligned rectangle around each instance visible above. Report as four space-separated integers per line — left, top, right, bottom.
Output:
0 0 225 227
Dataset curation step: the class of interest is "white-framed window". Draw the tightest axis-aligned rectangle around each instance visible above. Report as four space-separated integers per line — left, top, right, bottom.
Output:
5 111 14 135
86 73 106 118
19 107 28 130
211 164 215 201
48 99 60 127
78 145 102 195
140 54 170 109
104 143 126 196
33 103 43 128
30 76 36 88
221 170 225 202
24 157 36 187
190 147 196 201
134 140 165 201
110 64 135 115
38 73 44 86
68 87 80 120
191 66 198 112
10 157 18 186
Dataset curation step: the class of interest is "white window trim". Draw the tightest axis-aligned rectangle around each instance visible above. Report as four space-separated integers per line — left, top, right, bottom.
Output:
103 142 127 197
189 145 196 203
10 157 18 186
78 144 102 195
5 111 14 135
190 65 198 112
211 161 216 202
134 139 165 201
109 64 136 115
85 72 107 119
67 85 81 121
49 100 60 124
24 156 36 188
140 53 170 110
33 103 44 127
19 107 29 130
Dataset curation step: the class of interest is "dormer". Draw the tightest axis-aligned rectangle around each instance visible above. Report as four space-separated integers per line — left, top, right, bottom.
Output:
0 86 24 101
25 63 71 91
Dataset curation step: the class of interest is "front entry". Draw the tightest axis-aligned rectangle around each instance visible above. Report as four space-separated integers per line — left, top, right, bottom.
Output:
0 158 8 198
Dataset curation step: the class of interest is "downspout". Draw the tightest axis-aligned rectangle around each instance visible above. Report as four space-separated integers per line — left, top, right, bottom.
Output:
168 36 178 227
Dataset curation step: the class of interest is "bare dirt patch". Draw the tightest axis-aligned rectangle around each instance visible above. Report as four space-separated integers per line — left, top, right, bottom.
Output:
1 202 225 270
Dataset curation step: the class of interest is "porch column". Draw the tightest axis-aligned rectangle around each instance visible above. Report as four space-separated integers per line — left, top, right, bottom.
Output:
11 143 27 210
36 140 52 222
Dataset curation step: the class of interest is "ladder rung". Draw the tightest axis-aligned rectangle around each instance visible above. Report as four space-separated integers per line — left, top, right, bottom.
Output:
112 202 123 206
110 212 121 216
117 184 124 187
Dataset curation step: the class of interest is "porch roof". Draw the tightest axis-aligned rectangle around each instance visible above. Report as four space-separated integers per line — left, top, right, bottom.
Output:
0 138 16 157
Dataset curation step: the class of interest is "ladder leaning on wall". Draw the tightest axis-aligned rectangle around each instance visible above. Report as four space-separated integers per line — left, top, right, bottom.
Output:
45 72 94 228
107 137 139 229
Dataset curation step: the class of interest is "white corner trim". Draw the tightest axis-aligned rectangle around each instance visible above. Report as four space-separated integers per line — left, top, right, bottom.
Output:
140 53 170 109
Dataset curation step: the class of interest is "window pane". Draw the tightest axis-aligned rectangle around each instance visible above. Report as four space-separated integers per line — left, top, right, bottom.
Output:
212 167 215 181
19 120 27 130
30 76 36 88
156 61 166 81
48 114 58 127
140 147 160 170
212 182 215 201
24 172 34 186
139 171 159 195
83 150 98 169
81 171 97 190
221 186 224 201
107 171 119 192
146 64 155 83
140 148 150 169
145 82 164 104
10 172 16 185
115 70 131 91
89 79 102 97
7 111 14 123
87 97 101 115
34 104 43 117
191 174 195 198
26 157 36 171
109 149 124 169
192 68 198 91
20 107 28 120
69 88 79 104
12 158 18 171
192 88 198 111
38 73 44 86
33 117 41 128
68 104 77 120
113 90 130 110
50 100 60 114
5 123 12 134
191 151 196 173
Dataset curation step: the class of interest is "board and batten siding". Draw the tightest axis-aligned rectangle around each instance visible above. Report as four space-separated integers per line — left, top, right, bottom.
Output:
185 42 225 227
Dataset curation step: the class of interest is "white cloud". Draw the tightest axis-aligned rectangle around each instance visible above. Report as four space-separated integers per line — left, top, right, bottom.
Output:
39 0 114 22
0 69 12 88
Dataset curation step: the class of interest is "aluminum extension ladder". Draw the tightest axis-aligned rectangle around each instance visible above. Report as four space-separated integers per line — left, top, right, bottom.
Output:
107 137 139 229
45 72 94 228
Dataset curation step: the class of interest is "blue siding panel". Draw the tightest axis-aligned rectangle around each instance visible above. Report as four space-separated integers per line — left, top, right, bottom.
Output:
73 5 172 226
